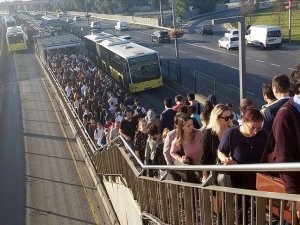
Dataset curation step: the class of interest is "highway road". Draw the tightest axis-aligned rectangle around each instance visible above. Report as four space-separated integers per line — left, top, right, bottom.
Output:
0 31 112 225
68 8 300 108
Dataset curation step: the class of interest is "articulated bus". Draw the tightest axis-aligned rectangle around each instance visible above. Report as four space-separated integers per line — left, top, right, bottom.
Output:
41 16 62 31
84 33 163 93
6 26 28 52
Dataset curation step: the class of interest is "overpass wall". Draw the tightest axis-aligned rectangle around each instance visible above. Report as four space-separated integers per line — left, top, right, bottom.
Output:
103 177 142 225
68 11 160 27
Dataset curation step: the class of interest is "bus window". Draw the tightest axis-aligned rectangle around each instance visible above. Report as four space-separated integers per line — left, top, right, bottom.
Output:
7 34 24 44
6 21 16 27
129 54 161 83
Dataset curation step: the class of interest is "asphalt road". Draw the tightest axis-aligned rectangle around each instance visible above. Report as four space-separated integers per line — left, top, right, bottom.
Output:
66 9 300 108
0 31 111 225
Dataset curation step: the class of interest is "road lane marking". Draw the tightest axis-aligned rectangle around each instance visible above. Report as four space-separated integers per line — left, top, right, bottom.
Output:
179 50 186 54
228 84 239 89
196 56 210 60
187 43 237 56
246 91 255 96
255 59 264 63
42 79 100 225
134 30 151 35
270 63 280 67
228 84 256 96
228 66 239 70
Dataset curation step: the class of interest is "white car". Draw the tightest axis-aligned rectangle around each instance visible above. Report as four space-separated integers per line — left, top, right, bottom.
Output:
225 28 238 37
218 35 239 50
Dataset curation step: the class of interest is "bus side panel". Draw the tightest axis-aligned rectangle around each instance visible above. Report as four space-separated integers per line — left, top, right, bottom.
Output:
129 77 163 93
8 43 27 51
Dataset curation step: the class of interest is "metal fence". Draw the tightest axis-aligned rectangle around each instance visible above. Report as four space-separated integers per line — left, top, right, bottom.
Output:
161 58 265 112
91 137 300 225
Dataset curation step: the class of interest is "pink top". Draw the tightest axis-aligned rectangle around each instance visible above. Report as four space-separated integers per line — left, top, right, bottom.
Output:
170 130 202 165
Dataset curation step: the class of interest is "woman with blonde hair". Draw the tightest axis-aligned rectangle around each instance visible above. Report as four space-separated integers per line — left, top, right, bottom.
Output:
201 104 233 181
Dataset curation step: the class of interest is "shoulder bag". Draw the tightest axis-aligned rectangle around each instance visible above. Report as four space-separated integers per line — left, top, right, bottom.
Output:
172 147 197 183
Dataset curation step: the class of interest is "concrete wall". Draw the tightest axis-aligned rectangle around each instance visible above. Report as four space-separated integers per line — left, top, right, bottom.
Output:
103 177 142 225
69 11 160 27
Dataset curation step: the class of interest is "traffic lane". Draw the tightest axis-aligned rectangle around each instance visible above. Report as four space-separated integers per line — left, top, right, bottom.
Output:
245 46 300 71
179 41 291 80
17 51 98 225
0 47 111 224
133 86 177 114
188 8 240 26
184 27 300 72
104 20 300 74
0 38 26 225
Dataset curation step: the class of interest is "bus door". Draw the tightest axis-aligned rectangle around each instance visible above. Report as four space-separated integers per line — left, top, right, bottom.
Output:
123 61 131 87
102 49 109 73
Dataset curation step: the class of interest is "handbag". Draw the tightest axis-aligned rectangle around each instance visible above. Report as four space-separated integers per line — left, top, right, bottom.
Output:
172 148 197 183
256 106 300 224
256 173 300 224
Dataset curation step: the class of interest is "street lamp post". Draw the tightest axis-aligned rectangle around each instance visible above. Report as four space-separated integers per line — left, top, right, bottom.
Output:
171 0 181 83
85 0 91 25
288 0 292 43
212 16 246 102
171 0 179 59
159 0 163 26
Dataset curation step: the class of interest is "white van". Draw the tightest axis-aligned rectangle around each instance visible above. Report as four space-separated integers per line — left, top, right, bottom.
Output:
90 21 101 30
115 21 129 31
245 25 282 49
74 16 81 22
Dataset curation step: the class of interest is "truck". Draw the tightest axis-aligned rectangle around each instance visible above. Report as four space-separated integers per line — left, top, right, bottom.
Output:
245 25 282 49
115 21 129 31
90 21 101 30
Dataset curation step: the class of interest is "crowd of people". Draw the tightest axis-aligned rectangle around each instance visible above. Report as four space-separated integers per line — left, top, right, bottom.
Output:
46 51 300 221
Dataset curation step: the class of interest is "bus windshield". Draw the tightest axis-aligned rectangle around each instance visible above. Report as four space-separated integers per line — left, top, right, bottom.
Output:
6 21 16 27
129 54 161 83
7 34 24 44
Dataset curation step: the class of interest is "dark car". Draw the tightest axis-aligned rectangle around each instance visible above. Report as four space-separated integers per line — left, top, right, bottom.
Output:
200 24 214 35
150 30 171 43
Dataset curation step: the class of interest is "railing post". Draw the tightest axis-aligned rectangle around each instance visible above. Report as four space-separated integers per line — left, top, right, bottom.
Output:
194 70 197 93
177 63 182 84
167 59 170 79
213 78 216 94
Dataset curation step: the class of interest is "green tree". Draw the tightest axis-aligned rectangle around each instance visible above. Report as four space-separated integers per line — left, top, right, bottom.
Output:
169 0 187 19
240 0 256 25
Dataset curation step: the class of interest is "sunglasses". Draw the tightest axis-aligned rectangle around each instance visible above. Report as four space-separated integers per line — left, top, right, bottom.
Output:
220 114 234 121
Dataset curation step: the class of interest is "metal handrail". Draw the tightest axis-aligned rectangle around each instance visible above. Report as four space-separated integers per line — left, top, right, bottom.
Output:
117 135 300 172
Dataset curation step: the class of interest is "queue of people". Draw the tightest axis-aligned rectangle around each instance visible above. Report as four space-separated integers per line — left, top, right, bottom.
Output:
46 51 300 221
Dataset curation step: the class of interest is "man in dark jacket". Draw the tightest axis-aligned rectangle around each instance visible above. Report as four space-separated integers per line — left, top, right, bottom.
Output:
271 70 300 219
160 98 176 133
263 74 290 133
